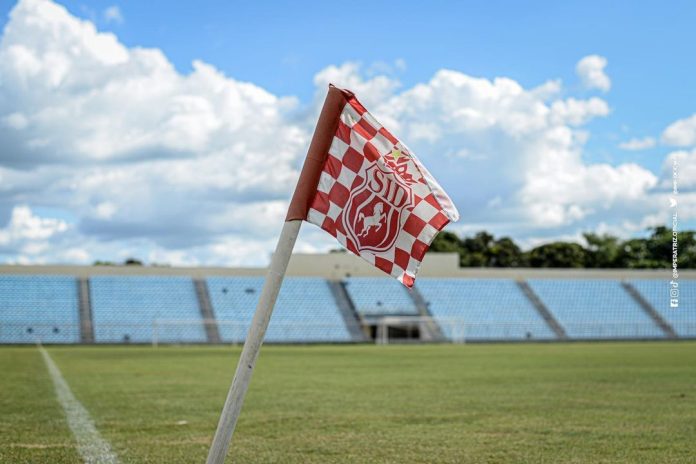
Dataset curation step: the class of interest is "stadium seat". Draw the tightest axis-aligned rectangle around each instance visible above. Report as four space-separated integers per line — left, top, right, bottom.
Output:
528 279 664 339
417 278 556 341
630 280 696 338
343 277 419 316
206 277 353 343
90 276 206 343
0 275 80 343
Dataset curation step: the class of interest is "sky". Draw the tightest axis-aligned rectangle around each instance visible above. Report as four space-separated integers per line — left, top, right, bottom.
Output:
0 0 694 266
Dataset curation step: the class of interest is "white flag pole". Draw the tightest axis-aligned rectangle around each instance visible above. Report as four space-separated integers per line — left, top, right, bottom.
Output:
206 85 346 463
206 219 301 464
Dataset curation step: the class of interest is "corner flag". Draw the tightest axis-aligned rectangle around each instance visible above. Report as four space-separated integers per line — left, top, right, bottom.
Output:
287 84 459 287
206 84 459 464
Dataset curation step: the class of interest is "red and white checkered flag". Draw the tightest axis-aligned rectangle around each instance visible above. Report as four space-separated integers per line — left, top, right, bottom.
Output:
287 85 459 287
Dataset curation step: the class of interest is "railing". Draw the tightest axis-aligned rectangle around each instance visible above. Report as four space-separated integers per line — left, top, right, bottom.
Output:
1 321 695 344
152 319 354 346
0 323 81 343
558 322 673 338
436 320 545 343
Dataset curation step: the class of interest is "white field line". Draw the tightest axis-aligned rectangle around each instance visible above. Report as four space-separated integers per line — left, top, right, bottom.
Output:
39 346 120 464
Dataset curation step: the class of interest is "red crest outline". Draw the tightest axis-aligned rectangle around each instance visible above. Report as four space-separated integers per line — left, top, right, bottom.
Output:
343 163 414 253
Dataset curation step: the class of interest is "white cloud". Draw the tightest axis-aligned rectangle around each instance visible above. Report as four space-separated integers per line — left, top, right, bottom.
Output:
312 62 400 113
531 79 562 100
0 205 74 262
0 0 309 264
660 148 696 190
0 205 67 245
103 5 123 24
662 113 696 146
2 112 28 129
550 97 610 126
317 64 665 234
353 68 652 229
0 0 681 265
94 202 117 219
619 137 656 151
0 0 304 169
576 55 611 92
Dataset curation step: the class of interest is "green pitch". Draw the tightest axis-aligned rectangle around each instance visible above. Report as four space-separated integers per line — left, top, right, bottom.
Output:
1 342 695 463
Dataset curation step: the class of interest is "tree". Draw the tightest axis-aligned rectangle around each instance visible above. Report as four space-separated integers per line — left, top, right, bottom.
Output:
490 237 527 267
676 230 696 268
646 226 674 268
614 238 658 268
526 242 587 268
583 232 621 268
427 228 695 269
460 231 495 266
430 231 462 254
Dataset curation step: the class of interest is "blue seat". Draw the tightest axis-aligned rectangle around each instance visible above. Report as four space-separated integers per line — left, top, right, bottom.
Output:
90 276 205 343
630 280 696 337
0 275 80 343
528 279 664 339
344 277 418 316
206 277 352 343
417 278 555 341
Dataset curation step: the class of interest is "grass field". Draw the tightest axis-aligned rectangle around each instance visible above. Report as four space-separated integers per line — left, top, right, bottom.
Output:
1 342 695 463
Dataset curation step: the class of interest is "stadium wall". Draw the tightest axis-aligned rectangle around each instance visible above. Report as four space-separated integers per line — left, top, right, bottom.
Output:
1 253 692 280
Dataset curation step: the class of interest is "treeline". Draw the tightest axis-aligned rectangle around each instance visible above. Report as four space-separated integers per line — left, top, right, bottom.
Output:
430 226 695 269
93 258 144 266
93 258 170 267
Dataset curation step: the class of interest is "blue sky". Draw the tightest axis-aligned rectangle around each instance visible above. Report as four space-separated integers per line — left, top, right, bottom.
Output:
0 0 694 265
3 0 693 168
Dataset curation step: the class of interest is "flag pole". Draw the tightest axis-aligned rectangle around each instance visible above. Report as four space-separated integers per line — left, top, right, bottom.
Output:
206 85 346 464
206 219 301 464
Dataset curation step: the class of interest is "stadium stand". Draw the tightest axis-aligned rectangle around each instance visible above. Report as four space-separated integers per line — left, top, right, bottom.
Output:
0 275 80 343
207 277 354 343
630 280 696 337
1 256 694 345
528 279 665 339
417 278 556 341
90 276 206 343
344 277 419 316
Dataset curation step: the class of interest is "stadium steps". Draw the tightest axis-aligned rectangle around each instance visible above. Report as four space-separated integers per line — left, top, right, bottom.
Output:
194 278 221 343
77 277 94 344
328 281 368 342
621 281 678 339
517 280 567 340
409 285 446 342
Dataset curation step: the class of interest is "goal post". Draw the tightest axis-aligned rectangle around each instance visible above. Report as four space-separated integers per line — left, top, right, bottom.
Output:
374 316 468 345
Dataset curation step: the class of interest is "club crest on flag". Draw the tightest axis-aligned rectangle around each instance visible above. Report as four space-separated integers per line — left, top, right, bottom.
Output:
344 163 414 253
